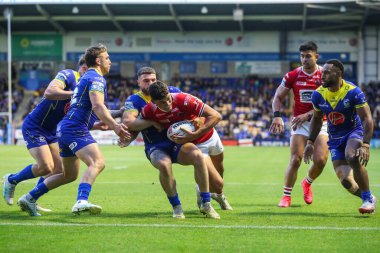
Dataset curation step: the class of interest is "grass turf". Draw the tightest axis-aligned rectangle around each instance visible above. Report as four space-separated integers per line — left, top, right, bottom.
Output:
0 145 379 252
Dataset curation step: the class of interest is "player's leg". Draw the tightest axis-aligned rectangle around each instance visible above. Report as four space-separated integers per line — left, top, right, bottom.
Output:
207 133 232 210
207 154 233 211
3 144 54 205
301 133 329 204
30 142 65 212
177 143 220 219
17 156 80 216
17 139 80 216
149 149 184 219
177 143 209 193
332 160 360 197
71 143 104 215
345 138 376 214
278 134 306 207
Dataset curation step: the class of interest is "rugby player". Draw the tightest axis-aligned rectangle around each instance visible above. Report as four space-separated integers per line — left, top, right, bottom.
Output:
3 56 87 212
304 59 376 214
17 44 131 216
270 41 329 207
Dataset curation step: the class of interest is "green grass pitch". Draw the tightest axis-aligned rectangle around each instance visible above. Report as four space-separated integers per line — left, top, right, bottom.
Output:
0 145 379 252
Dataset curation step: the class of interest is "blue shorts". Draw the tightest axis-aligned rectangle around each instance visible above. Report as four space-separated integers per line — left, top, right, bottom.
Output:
22 118 57 149
145 140 182 163
328 128 363 161
57 120 96 157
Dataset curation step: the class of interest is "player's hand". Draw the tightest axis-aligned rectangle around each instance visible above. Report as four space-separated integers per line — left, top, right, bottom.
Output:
113 123 131 140
191 117 205 130
171 127 197 144
356 144 370 167
117 138 131 148
269 117 284 134
291 113 309 131
117 131 139 148
303 143 314 164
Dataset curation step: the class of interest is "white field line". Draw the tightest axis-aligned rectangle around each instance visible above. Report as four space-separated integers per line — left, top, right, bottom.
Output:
0 222 379 231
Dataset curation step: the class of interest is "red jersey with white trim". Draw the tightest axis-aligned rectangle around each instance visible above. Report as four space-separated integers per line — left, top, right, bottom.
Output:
280 66 323 116
141 92 214 144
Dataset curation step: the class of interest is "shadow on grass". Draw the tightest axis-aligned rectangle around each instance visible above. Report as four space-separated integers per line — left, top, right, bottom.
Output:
0 209 215 224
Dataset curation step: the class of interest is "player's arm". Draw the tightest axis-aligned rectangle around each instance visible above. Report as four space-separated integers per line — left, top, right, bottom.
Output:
356 104 374 166
122 109 161 132
90 91 130 140
291 109 314 131
174 104 221 144
303 109 324 164
91 121 109 131
44 79 73 100
109 107 125 119
269 85 289 134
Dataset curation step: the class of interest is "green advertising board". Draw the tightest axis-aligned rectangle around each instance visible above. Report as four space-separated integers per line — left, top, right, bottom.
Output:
12 34 62 60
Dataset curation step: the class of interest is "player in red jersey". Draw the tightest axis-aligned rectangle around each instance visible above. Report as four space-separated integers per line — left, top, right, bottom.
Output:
269 41 329 207
141 81 227 217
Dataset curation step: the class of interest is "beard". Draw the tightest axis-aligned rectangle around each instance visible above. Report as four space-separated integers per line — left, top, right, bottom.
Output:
141 88 149 95
322 80 333 88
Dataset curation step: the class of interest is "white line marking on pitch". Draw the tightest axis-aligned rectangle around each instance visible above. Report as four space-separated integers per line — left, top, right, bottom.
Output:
0 222 379 231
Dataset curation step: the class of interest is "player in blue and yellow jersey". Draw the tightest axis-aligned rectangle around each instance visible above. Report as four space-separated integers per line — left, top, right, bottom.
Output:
3 56 87 212
17 44 131 216
304 59 376 214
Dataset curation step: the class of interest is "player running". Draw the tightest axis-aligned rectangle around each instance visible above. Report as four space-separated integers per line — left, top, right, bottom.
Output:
16 44 131 216
3 56 87 212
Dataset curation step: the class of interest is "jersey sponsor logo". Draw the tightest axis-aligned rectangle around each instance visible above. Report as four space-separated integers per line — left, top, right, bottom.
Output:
55 73 67 82
343 99 351 108
91 81 105 92
38 136 46 143
299 90 313 103
296 81 307 86
318 103 329 108
69 142 77 150
125 101 135 111
328 112 345 125
94 76 104 81
330 149 337 158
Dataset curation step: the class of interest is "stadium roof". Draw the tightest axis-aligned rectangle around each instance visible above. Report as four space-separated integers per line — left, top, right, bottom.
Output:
0 0 379 33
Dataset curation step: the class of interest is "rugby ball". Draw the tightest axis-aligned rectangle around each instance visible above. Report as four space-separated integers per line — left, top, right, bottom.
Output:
167 120 195 141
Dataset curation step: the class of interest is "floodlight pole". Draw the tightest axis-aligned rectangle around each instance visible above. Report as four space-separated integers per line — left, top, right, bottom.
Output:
4 8 13 144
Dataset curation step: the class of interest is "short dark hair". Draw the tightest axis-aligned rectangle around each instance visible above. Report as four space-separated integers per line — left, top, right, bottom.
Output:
148 81 168 100
78 54 86 67
326 59 344 77
84 43 107 68
137 67 156 78
299 41 318 52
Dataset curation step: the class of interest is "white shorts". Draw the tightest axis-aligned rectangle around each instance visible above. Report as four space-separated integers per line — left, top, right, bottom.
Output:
196 130 224 156
291 121 328 137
